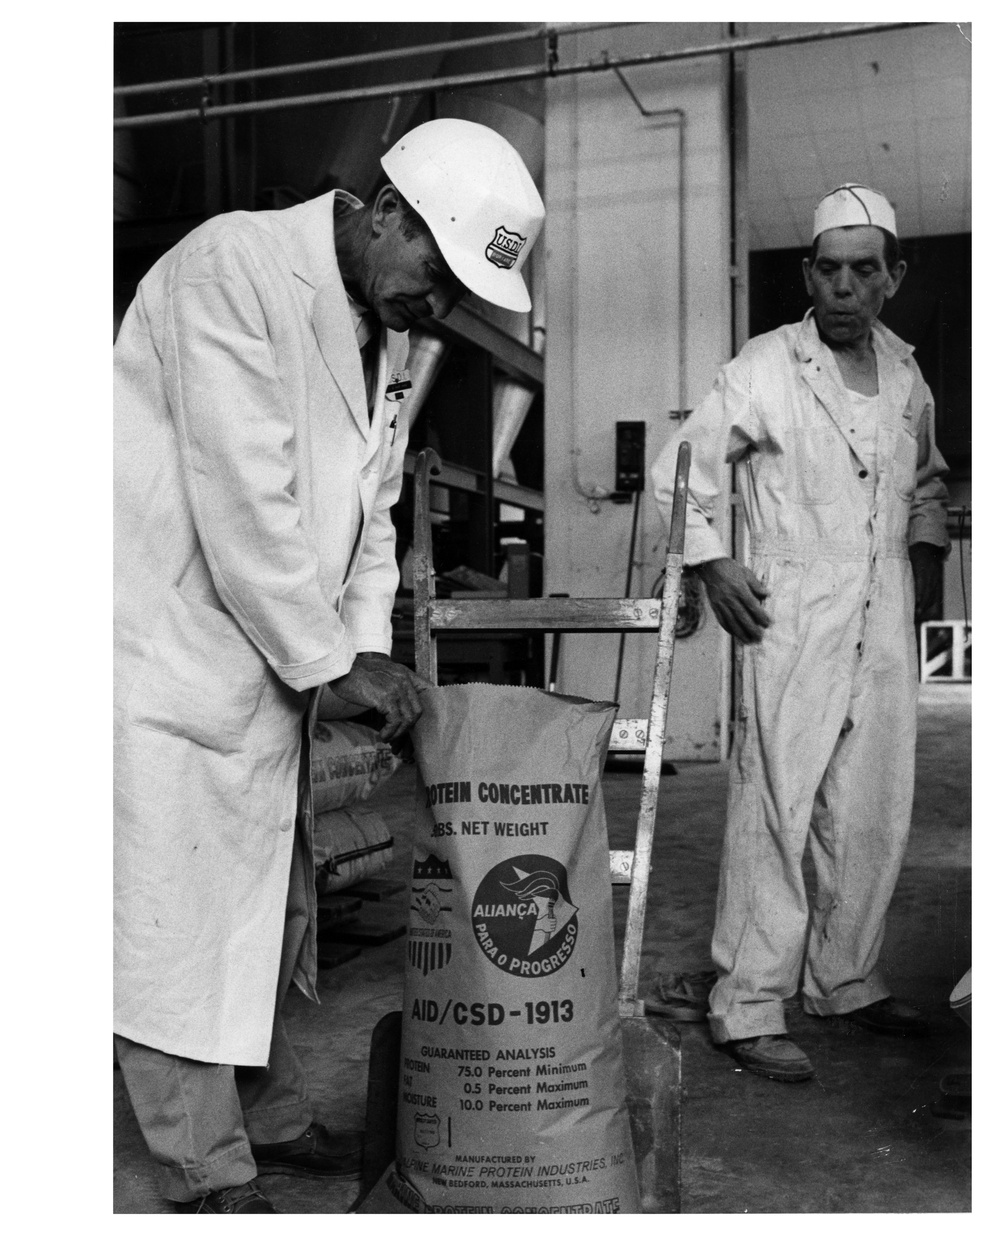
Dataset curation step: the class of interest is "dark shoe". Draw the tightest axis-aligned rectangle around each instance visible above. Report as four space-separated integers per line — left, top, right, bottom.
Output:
725 1034 815 1082
842 997 928 1036
177 1181 277 1213
251 1122 364 1179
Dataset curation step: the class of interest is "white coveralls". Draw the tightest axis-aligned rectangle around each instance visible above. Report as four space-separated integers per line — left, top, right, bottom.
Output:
651 311 949 1044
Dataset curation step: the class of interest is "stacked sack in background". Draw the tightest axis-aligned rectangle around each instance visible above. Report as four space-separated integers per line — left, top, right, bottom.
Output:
310 695 403 894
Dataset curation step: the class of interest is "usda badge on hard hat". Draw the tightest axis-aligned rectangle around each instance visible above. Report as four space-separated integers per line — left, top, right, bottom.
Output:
381 118 545 313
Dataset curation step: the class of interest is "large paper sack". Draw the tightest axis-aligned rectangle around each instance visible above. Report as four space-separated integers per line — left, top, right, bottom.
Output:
392 683 640 1214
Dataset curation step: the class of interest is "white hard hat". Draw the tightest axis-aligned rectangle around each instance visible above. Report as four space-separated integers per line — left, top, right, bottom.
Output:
381 118 545 313
813 183 897 240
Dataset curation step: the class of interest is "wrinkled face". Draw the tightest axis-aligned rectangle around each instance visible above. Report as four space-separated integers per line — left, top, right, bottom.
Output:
361 188 468 331
803 225 905 347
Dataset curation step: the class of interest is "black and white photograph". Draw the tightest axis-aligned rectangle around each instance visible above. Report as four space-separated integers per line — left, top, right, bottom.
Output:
107 18 973 1222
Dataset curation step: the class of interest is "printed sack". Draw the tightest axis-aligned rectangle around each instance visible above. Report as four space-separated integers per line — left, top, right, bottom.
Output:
387 683 640 1214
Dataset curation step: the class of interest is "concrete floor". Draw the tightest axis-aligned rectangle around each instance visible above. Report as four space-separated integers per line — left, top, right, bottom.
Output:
113 684 971 1214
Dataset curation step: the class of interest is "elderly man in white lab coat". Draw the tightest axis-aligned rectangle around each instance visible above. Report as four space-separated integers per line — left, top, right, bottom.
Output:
652 185 949 1083
114 119 544 1211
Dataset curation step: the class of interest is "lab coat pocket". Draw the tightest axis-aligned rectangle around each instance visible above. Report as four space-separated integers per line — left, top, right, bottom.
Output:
127 588 267 754
892 420 919 501
786 426 842 505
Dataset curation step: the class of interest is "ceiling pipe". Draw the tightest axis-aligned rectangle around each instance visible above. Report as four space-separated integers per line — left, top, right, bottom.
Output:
565 61 689 515
611 68 687 424
114 22 932 131
113 22 636 97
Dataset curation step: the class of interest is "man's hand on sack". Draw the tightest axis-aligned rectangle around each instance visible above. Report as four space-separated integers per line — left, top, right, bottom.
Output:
909 542 944 623
327 653 433 741
696 557 772 644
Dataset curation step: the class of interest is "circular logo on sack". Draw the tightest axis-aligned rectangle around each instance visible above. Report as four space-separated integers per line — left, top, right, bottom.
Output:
471 854 579 978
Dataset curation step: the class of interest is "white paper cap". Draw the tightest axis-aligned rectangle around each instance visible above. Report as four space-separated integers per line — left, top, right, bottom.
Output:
812 184 897 240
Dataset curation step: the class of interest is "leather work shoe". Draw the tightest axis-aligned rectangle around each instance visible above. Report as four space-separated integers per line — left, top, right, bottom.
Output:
177 1181 277 1213
842 997 929 1037
725 1034 815 1082
251 1122 364 1179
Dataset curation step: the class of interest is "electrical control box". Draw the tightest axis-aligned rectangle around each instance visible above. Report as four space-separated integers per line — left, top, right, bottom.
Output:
615 420 646 494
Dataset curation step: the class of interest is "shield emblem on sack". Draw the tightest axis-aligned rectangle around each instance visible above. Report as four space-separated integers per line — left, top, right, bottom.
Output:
409 854 454 974
414 1112 441 1150
408 937 453 975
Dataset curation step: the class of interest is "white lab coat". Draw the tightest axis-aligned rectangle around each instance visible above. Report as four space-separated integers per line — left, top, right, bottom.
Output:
651 311 949 1042
114 191 410 1065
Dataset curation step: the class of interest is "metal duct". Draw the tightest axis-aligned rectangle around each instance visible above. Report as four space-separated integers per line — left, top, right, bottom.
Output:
436 91 543 184
403 329 450 424
492 377 536 480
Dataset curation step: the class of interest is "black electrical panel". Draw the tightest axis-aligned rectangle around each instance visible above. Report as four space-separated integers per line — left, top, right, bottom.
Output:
615 421 646 494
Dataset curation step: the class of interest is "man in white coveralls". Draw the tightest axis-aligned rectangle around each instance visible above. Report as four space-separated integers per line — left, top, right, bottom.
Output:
114 118 544 1210
651 184 949 1082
